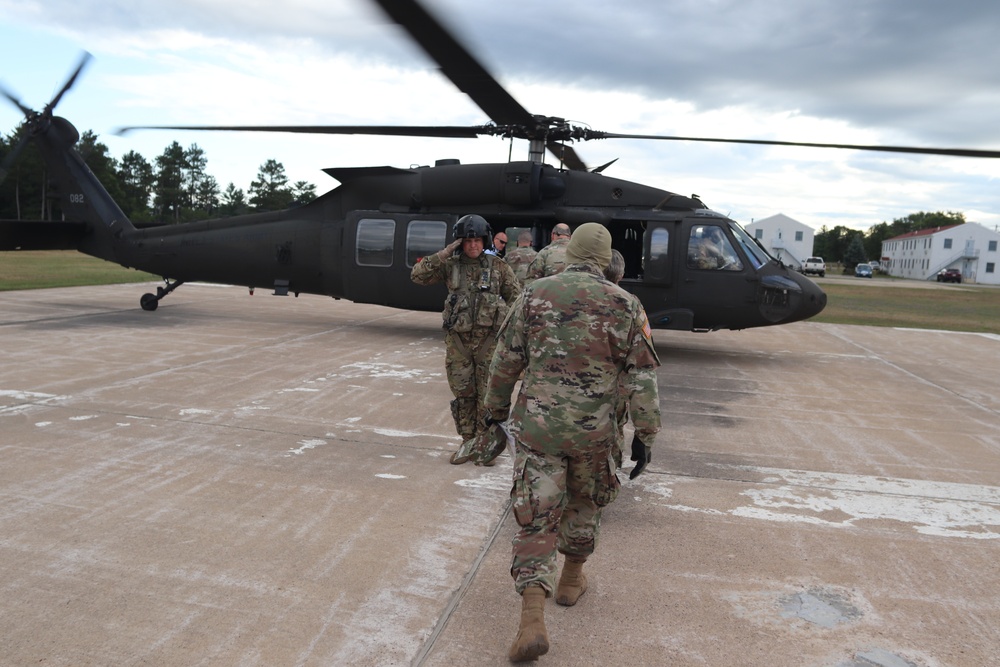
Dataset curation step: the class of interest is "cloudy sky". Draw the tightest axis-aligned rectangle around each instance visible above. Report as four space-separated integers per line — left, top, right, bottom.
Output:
2 0 999 231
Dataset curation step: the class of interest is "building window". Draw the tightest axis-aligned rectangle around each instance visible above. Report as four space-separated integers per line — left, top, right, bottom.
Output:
987 263 996 274
755 229 763 240
944 238 953 249
989 240 998 252
356 218 395 267
795 231 803 242
405 220 447 267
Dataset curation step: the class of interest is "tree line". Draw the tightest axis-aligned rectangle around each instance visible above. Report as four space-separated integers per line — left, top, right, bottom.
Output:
813 210 967 267
0 127 317 224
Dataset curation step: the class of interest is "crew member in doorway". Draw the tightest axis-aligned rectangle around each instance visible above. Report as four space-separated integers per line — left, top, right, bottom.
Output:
504 231 538 283
524 223 572 281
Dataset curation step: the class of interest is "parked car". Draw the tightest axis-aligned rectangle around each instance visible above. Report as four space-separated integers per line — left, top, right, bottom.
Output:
854 263 873 278
937 268 962 283
868 260 882 273
802 257 826 277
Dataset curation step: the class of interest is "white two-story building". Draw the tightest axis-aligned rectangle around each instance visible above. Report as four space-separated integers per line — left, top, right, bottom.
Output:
743 214 815 270
881 222 1000 284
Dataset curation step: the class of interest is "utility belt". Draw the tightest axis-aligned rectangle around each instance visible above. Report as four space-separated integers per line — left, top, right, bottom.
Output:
442 291 507 332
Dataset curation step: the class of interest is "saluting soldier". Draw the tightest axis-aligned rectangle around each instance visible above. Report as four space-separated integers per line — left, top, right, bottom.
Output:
411 214 520 463
484 223 661 661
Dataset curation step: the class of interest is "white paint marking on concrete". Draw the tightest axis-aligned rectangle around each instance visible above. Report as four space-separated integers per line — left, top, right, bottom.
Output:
69 415 99 421
636 480 674 499
1 390 68 416
728 466 1000 540
234 405 271 417
285 439 328 457
375 473 406 480
178 408 213 416
337 419 455 442
454 469 511 492
337 361 438 381
373 428 420 438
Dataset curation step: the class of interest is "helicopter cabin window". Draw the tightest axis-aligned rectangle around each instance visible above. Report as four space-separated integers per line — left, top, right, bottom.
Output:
643 227 669 281
356 218 395 267
687 225 743 271
406 220 448 267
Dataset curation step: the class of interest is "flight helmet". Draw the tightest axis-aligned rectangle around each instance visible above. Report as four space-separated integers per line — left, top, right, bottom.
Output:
453 214 493 250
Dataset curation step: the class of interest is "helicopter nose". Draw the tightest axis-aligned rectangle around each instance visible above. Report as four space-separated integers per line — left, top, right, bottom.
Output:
757 272 827 325
800 278 828 319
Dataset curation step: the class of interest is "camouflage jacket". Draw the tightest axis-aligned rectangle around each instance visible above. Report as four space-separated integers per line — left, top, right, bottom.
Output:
410 251 520 333
504 246 538 282
524 237 570 282
485 263 661 454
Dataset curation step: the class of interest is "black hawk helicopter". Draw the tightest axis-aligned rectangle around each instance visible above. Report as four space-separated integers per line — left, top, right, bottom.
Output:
3 0 999 330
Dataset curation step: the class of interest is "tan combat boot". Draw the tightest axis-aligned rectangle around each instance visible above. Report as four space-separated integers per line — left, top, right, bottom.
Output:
555 555 588 606
508 585 549 662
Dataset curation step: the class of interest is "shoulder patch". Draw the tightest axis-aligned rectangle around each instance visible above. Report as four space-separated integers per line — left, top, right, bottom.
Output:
638 307 652 340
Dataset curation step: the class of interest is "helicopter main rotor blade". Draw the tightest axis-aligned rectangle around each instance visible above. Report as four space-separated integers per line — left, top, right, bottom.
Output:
115 124 488 138
370 0 536 131
593 132 1000 159
546 141 588 171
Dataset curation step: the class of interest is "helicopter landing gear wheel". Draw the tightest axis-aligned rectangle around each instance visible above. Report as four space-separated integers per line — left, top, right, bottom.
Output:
139 279 184 311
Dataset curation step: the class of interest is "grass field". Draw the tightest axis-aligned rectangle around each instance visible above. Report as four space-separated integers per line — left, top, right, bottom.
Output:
810 279 1000 334
0 250 158 290
2 250 998 334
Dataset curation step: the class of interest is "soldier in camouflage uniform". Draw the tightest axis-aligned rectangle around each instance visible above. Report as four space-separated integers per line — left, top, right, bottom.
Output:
411 215 520 463
604 249 631 468
503 231 537 283
484 223 661 661
523 223 572 282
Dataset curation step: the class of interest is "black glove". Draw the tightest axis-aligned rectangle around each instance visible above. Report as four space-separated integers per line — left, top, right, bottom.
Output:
629 434 651 480
483 408 509 428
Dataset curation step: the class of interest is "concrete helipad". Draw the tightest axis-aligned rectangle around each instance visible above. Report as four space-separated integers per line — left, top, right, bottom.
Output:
1 282 997 666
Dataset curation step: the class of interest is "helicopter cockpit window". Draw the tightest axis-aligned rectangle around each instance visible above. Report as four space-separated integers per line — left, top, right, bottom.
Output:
687 225 743 271
406 220 448 267
356 218 396 267
729 223 768 270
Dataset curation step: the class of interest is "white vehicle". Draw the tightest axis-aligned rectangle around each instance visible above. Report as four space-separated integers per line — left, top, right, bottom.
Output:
802 257 826 277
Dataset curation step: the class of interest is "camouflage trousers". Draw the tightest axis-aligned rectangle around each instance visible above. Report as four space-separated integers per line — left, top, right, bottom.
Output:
445 329 498 440
509 441 620 595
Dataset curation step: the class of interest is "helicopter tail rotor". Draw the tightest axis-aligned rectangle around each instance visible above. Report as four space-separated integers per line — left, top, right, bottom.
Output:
0 51 92 185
